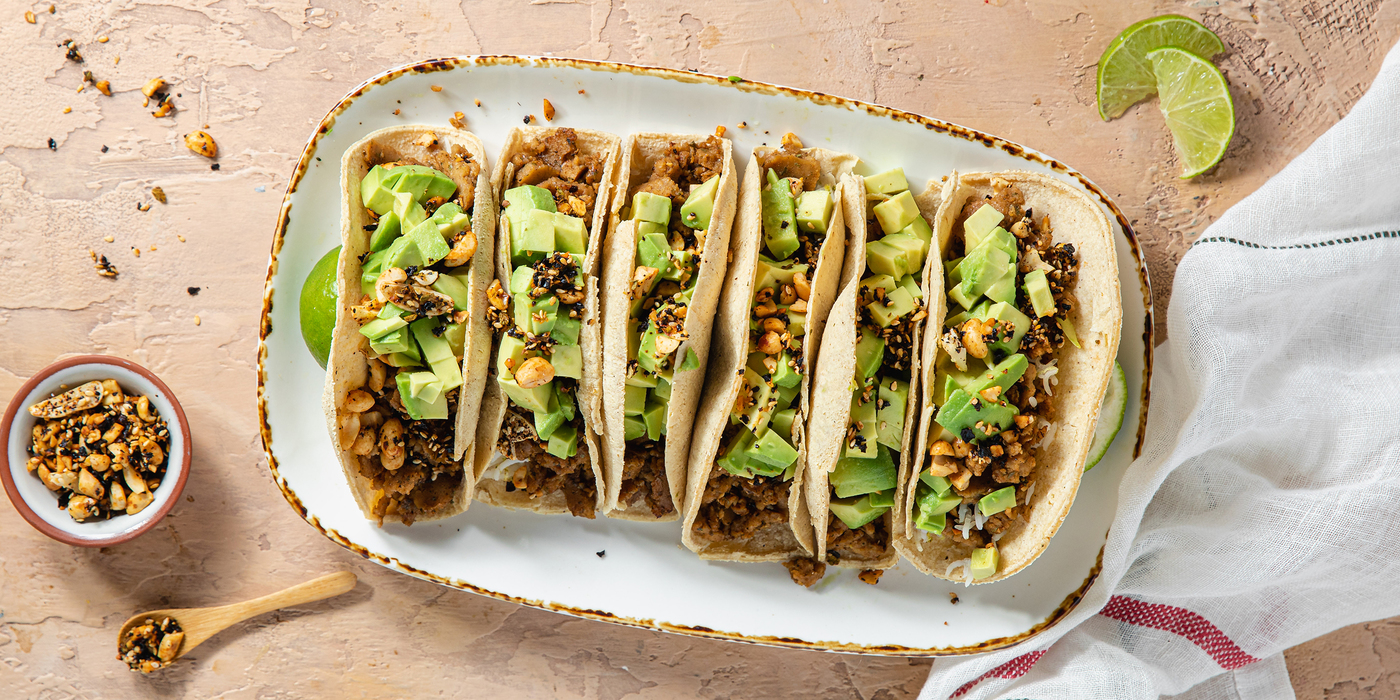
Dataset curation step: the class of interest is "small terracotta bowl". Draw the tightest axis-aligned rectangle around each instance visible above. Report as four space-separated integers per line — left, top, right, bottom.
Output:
1 355 191 547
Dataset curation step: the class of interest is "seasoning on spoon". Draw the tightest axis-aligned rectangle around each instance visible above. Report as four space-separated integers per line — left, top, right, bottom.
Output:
117 616 184 673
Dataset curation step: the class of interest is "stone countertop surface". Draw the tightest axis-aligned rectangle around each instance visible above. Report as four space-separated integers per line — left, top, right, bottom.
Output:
1 1 1397 698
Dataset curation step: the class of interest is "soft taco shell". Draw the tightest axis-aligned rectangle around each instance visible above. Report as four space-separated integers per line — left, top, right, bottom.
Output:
473 126 621 515
804 173 941 569
680 145 857 561
599 134 738 521
321 125 495 524
895 170 1121 583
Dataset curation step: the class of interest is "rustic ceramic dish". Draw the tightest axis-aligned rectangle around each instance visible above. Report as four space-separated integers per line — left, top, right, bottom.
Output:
258 56 1153 656
2 355 191 547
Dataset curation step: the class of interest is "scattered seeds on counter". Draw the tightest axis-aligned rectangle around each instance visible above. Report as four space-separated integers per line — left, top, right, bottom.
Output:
193 315 201 326
542 99 555 121
132 246 141 256
98 36 108 43
96 80 111 96
209 163 219 171
177 235 186 242
149 245 157 251
949 592 960 604
577 89 585 95
596 550 606 559
62 39 82 63
430 85 442 92
63 107 71 114
103 235 114 242
715 125 726 138
449 111 466 129
100 145 108 153
140 77 167 99
737 121 747 128
136 202 150 212
522 115 533 124
183 130 217 158
48 4 55 13
25 10 36 23
392 109 400 116
151 186 166 204
90 251 119 278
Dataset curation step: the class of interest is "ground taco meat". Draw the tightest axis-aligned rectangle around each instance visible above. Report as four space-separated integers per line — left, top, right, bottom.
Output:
619 440 675 518
509 127 606 224
691 465 791 544
632 135 724 208
783 557 827 587
826 514 890 564
497 405 597 519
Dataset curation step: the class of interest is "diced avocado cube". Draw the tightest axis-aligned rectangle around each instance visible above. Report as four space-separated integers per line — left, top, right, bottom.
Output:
361 165 406 214
681 176 719 230
845 392 879 460
738 368 775 435
864 168 909 195
554 213 587 255
637 233 673 280
947 281 979 311
754 257 808 297
661 250 694 282
623 415 647 441
868 285 919 327
795 189 834 233
935 389 1018 441
860 274 898 298
403 218 452 267
963 204 1005 247
636 325 662 375
529 295 560 335
497 334 528 378
975 226 1018 258
551 344 582 379
361 250 388 297
918 483 963 518
970 546 999 580
914 510 947 535
772 380 800 412
504 185 556 226
511 291 533 331
771 407 797 442
761 169 800 260
359 307 409 340
551 310 581 347
979 486 1017 517
511 209 556 266
829 494 890 530
867 489 895 508
509 266 535 294
431 273 471 311
876 377 908 451
535 401 566 441
945 256 963 285
626 367 658 389
441 321 465 357
369 327 413 357
624 384 647 416
979 302 1032 356
555 385 577 421
920 471 953 495
391 165 457 203
433 202 471 239
643 396 668 441
984 269 1017 304
865 240 908 279
394 371 447 420
1024 269 1055 318
405 370 444 404
382 232 425 272
873 190 920 234
499 376 553 413
1061 317 1081 348
653 378 673 403
771 352 801 388
717 428 757 476
899 214 933 251
414 388 450 421
546 422 579 459
380 351 420 368
637 221 667 236
965 353 1029 399
369 208 403 252
787 311 807 338
882 232 927 276
897 273 922 300
854 328 885 381
411 319 463 391
748 428 798 469
956 244 1013 298
632 192 672 225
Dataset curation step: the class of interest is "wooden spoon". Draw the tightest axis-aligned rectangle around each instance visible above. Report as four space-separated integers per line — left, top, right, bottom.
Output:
118 571 357 666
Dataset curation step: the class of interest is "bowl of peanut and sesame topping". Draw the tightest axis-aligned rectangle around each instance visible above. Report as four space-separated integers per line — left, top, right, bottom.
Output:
1 355 190 546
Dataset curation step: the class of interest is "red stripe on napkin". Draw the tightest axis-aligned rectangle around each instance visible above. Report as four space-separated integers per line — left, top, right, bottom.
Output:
950 650 1047 697
1099 595 1260 670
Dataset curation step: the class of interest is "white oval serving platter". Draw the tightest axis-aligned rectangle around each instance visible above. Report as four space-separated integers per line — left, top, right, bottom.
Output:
258 56 1152 656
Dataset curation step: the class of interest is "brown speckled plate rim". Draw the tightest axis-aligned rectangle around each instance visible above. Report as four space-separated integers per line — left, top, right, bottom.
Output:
1 355 192 547
257 55 1153 657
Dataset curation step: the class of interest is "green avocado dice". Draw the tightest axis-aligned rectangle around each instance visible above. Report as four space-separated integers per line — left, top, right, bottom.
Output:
876 377 908 450
772 380 800 413
637 233 672 280
920 471 953 495
431 273 471 311
433 202 471 239
865 240 909 279
771 407 797 442
509 266 535 294
632 192 672 225
829 494 891 530
899 213 933 252
504 185 556 226
361 165 405 215
761 169 800 260
913 509 947 535
772 351 801 388
970 546 999 580
392 165 457 203
653 376 673 401
511 209 556 266
897 273 922 300
948 280 980 311
845 391 879 460
964 353 1029 398
662 250 694 282
975 226 1017 258
555 386 576 421
499 376 553 414
917 483 961 518
717 428 757 476
553 213 587 255
1024 269 1055 318
623 415 647 441
411 319 463 391
956 244 1013 298
864 168 909 195
441 321 465 357
831 442 897 498
642 397 668 440
945 256 963 286
979 486 1017 517
936 389 1018 441
551 344 583 379
529 295 560 335
405 370 444 404
359 303 409 340
867 489 895 508
497 334 528 378
396 373 449 420
361 250 387 297
624 384 647 416
638 221 667 236
882 232 927 276
748 428 798 469
754 258 808 299
873 190 920 234
787 311 807 338
984 268 1017 304
860 274 898 298
369 327 413 357
681 176 719 230
511 291 533 330
868 285 919 327
369 208 404 252
738 368 775 435
795 189 834 233
379 351 420 368
979 302 1032 356
636 325 662 375
854 328 885 380
405 218 452 267
551 309 581 347
546 422 579 459
962 203 1004 247
534 393 567 441
626 365 658 389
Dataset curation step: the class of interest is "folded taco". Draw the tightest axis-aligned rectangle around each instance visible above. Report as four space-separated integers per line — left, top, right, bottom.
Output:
322 125 495 525
473 127 620 518
804 168 942 580
897 171 1121 583
599 133 738 521
681 134 856 571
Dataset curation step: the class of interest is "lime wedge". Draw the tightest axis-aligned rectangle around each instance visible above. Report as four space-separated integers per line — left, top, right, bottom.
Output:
1148 47 1235 178
300 245 341 369
1096 14 1224 120
1085 361 1126 471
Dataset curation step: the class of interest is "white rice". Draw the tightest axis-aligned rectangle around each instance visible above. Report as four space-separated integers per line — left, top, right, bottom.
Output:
955 504 974 540
973 507 987 530
1038 358 1059 396
1025 481 1036 504
946 558 971 581
1027 395 1038 408
1037 419 1057 449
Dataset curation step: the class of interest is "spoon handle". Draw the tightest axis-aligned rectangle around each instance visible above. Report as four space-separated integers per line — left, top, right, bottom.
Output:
222 571 358 624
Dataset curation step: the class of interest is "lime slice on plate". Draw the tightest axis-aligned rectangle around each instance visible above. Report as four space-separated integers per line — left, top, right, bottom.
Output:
1084 361 1126 472
1097 14 1224 120
1148 46 1235 178
300 245 341 369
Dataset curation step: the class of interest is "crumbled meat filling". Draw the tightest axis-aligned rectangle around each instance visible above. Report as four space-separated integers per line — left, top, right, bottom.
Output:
691 460 791 544
619 440 676 518
496 405 597 519
509 127 605 222
826 514 890 564
758 142 820 192
633 135 724 210
783 557 826 587
351 378 464 526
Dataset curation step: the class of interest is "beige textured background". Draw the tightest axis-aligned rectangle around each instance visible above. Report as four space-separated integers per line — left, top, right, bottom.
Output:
1 1 1397 698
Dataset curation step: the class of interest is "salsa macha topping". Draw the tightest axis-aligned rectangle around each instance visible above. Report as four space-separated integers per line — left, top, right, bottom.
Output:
118 616 183 673
26 380 170 521
915 176 1080 582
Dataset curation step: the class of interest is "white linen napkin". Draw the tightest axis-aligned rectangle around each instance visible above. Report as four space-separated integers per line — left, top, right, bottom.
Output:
920 37 1400 700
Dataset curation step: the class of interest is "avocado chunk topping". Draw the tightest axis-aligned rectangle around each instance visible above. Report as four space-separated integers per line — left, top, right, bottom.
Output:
680 176 719 230
978 486 1017 517
829 493 891 530
761 169 800 260
970 546 999 580
504 185 556 226
876 377 908 451
795 189 834 233
1024 269 1055 318
631 191 672 225
854 328 885 380
873 190 920 234
962 203 1004 245
863 167 909 195
830 443 897 498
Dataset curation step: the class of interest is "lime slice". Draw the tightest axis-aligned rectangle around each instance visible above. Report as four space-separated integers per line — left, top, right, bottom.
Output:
1085 361 1126 472
1097 14 1224 120
1148 46 1235 178
300 245 341 369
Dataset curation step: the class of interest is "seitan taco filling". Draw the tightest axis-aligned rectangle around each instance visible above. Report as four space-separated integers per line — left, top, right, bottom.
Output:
690 137 833 547
917 176 1080 580
617 135 725 518
487 128 604 518
344 141 481 525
